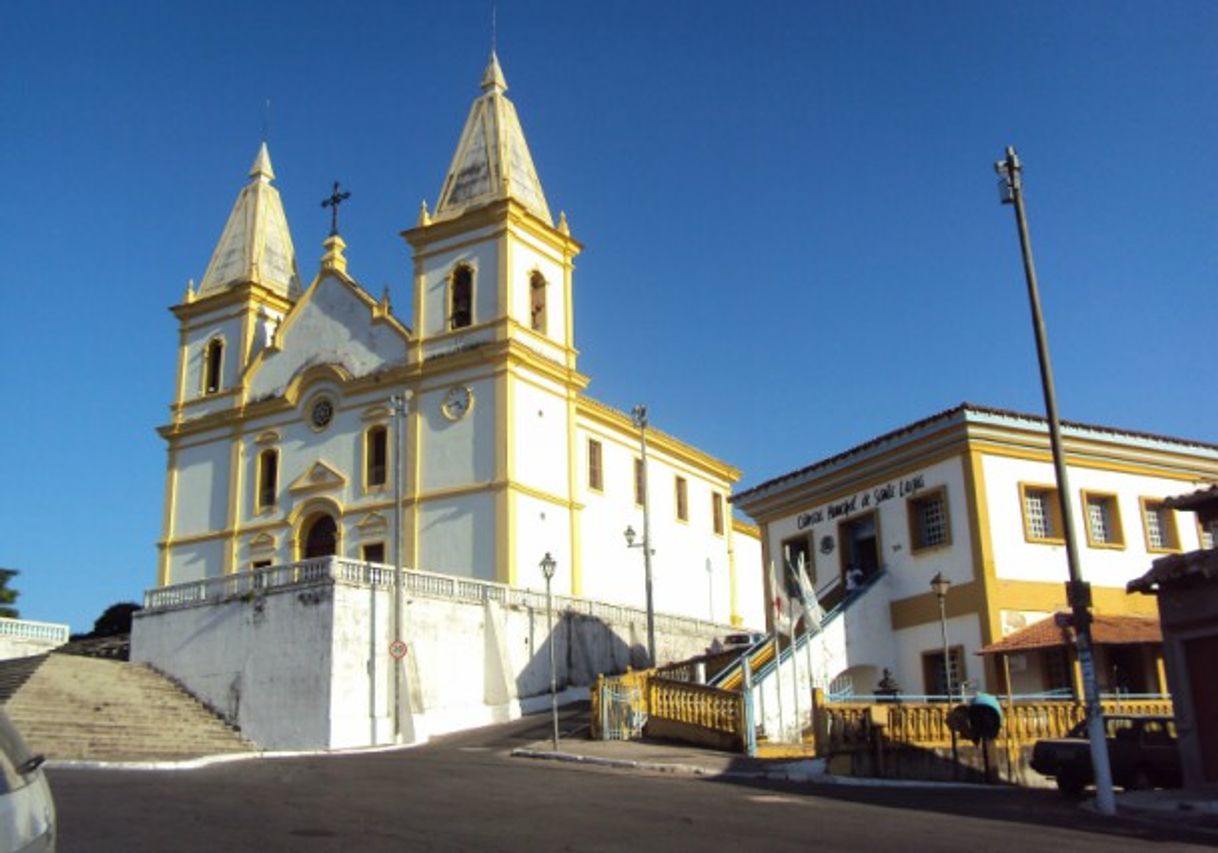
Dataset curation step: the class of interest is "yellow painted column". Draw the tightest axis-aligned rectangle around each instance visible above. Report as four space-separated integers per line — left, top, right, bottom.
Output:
225 433 245 574
157 444 179 587
1154 651 1168 695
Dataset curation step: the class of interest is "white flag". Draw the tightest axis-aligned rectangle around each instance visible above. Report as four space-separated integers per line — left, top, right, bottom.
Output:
797 553 824 628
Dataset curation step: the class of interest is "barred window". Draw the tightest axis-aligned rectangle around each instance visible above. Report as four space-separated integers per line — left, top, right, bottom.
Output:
1020 484 1062 543
1142 499 1178 551
1083 492 1123 547
908 487 949 551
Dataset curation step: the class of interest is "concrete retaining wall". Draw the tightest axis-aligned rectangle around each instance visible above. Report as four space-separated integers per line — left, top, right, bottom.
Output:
132 577 722 750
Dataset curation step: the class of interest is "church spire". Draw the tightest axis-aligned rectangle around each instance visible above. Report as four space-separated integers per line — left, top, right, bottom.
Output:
197 143 301 299
433 53 552 225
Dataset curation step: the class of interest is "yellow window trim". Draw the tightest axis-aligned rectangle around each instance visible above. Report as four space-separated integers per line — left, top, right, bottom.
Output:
907 484 952 555
254 447 279 514
448 262 476 331
675 475 689 523
587 438 604 493
201 334 226 397
711 491 725 538
1017 481 1065 545
362 423 390 496
1080 489 1125 550
1139 496 1181 554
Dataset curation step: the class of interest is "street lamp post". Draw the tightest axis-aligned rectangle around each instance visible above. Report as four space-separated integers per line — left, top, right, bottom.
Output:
539 551 559 751
930 572 959 770
387 391 411 743
995 146 1116 816
625 404 656 667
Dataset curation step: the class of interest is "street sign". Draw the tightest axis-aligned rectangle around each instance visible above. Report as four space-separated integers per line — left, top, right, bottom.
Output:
389 639 408 660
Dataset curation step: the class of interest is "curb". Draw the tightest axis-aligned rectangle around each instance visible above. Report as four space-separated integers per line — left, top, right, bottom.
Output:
509 749 998 788
46 739 427 772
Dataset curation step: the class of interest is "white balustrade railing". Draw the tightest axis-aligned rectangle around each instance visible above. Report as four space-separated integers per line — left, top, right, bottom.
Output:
142 557 735 637
0 617 70 645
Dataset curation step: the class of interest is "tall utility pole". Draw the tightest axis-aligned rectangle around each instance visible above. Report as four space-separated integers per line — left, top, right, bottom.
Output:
634 404 656 667
995 146 1116 816
388 392 410 743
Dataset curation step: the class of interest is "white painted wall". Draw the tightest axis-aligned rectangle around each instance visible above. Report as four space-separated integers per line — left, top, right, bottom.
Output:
981 454 1208 590
173 441 230 537
732 528 765 630
508 234 567 348
418 235 499 339
512 376 569 498
419 375 495 492
418 494 496 579
131 573 727 750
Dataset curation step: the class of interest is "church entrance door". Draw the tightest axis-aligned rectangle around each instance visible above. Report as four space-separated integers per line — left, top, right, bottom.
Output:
302 514 338 559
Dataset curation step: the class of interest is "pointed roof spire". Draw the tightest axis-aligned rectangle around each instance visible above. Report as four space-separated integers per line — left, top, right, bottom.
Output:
197 143 301 299
433 54 552 225
481 51 507 94
249 141 275 182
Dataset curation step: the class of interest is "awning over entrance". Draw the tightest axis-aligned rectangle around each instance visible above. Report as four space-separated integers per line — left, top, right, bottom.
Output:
978 612 1161 656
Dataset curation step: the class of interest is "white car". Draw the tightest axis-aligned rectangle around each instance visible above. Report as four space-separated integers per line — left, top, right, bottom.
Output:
0 708 55 852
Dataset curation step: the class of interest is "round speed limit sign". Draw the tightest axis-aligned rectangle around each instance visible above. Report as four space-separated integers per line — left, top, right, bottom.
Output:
389 639 408 660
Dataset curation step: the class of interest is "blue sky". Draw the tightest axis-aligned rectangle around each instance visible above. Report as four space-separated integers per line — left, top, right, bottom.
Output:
2 1 1215 632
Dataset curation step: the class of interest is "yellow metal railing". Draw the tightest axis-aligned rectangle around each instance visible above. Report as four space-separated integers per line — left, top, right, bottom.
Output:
813 692 1175 753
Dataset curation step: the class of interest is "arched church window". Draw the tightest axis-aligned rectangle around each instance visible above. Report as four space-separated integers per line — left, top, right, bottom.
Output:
256 449 278 511
204 338 224 394
529 271 547 333
450 265 473 330
366 425 388 488
302 514 338 559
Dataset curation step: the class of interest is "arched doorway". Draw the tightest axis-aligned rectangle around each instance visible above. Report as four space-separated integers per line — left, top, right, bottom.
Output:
302 513 338 559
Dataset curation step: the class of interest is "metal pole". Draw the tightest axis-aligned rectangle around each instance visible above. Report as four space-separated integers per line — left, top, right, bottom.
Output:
996 146 1116 816
634 405 656 667
546 570 558 751
389 393 406 743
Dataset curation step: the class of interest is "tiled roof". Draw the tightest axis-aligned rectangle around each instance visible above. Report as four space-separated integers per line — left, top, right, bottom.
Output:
978 612 1161 655
1128 548 1218 594
733 402 1218 506
1164 483 1218 511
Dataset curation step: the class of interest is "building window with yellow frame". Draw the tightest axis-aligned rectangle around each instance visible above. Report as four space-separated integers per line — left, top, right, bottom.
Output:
587 439 603 492
256 448 278 513
908 486 950 553
1019 482 1064 544
450 264 473 330
529 270 547 334
675 476 688 522
1140 497 1180 553
1081 491 1124 549
203 337 224 395
364 424 388 491
361 542 386 564
633 457 645 507
711 492 725 536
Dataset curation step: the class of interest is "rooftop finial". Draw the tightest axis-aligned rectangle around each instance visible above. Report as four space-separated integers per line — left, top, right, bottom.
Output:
418 200 431 226
481 51 507 94
249 142 275 182
321 180 351 236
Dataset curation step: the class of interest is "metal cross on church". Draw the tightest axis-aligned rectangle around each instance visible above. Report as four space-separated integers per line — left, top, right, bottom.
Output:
321 181 352 236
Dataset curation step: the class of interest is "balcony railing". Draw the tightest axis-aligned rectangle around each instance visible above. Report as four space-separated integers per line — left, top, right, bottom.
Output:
142 557 735 639
0 617 70 645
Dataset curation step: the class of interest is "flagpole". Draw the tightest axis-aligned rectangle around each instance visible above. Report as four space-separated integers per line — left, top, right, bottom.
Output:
769 560 787 743
789 590 802 745
798 554 817 713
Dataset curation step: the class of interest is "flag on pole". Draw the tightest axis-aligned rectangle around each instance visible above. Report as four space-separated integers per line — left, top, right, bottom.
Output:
769 560 792 635
794 553 824 629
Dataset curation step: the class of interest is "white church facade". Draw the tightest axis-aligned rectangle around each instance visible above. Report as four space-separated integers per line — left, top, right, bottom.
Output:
155 54 761 627
133 55 763 749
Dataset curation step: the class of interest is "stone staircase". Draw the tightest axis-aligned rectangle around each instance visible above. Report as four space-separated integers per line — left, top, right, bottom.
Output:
0 653 254 762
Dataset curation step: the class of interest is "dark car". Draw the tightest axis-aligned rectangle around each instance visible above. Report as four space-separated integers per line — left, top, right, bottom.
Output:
1031 714 1182 797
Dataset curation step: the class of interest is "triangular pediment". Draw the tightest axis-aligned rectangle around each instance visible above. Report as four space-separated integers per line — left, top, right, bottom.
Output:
248 532 277 553
355 512 388 534
289 460 347 495
244 266 409 401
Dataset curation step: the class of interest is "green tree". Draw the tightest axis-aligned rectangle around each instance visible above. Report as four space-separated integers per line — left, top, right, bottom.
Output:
91 602 142 636
0 569 19 619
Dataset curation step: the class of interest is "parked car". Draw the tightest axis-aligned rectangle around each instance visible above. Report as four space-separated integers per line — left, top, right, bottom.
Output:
0 707 56 852
705 632 765 655
1031 714 1182 797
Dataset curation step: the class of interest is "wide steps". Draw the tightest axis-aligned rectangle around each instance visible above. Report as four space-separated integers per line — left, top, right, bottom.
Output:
0 653 253 761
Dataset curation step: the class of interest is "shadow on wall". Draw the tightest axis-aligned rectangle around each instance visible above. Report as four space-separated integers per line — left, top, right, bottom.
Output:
515 609 647 701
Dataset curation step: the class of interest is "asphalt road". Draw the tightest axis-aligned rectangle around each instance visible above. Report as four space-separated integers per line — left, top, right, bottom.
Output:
48 710 1214 852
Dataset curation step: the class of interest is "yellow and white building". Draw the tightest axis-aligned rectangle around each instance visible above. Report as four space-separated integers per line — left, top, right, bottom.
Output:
155 53 762 632
733 403 1218 697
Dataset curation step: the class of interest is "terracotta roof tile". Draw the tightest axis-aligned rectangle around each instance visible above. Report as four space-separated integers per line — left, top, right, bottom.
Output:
978 612 1161 655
